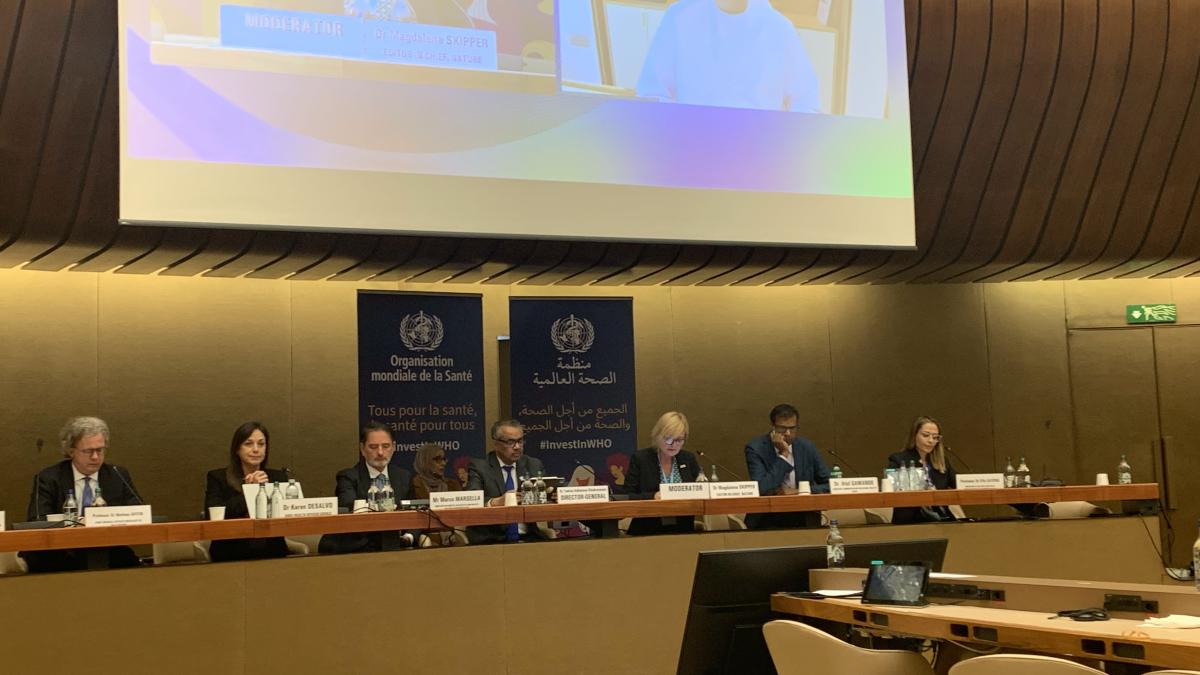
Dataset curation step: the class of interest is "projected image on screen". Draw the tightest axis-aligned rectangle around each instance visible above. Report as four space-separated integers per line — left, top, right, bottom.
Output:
120 0 915 247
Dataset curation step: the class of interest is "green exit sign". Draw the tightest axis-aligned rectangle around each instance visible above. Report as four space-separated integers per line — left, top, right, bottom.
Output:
1126 304 1177 324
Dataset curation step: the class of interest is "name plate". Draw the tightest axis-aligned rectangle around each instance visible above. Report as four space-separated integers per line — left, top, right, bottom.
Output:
709 481 761 499
430 490 485 510
660 482 710 500
0 510 5 531
956 473 1006 490
829 477 880 494
280 497 338 518
84 505 152 527
556 485 610 504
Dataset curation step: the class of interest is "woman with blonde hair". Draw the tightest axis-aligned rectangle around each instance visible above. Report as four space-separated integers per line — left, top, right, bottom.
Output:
621 411 701 535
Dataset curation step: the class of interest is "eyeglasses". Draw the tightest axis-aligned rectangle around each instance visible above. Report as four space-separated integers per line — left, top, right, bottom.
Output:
74 446 107 456
773 425 798 434
918 432 942 442
495 436 525 448
431 455 447 462
365 442 394 451
663 436 686 446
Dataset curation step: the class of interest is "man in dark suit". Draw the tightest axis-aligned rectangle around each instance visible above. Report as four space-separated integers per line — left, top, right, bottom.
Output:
744 403 830 529
22 416 143 572
318 421 417 554
465 419 547 544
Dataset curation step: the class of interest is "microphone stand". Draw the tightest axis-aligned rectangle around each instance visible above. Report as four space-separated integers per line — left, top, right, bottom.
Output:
696 451 745 481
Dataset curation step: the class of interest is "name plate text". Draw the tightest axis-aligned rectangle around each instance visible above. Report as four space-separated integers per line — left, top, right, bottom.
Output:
829 477 880 494
556 485 610 504
84 505 152 527
430 490 485 510
280 497 338 518
709 481 761 499
956 473 1006 490
660 482 710 500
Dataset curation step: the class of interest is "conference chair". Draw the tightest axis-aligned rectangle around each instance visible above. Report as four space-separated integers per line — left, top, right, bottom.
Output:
948 654 1104 674
0 551 29 575
286 534 322 555
865 507 893 524
1146 671 1200 674
762 619 933 675
697 513 748 531
1045 501 1109 519
821 509 870 526
152 541 209 565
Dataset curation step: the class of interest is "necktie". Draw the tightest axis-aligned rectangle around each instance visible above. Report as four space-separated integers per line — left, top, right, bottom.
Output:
503 466 518 542
81 477 94 509
374 473 387 490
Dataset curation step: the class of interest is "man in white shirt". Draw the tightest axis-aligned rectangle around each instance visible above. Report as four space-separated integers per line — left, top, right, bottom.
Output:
465 419 547 544
636 0 821 112
320 421 417 553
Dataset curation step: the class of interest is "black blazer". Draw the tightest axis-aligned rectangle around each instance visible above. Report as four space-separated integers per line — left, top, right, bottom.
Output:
21 460 142 572
464 452 547 545
27 460 142 520
621 447 701 536
887 448 958 525
319 460 415 555
204 467 290 562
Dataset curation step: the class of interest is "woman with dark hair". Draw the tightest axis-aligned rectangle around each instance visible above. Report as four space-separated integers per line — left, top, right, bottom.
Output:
887 416 957 525
204 421 289 562
409 442 462 500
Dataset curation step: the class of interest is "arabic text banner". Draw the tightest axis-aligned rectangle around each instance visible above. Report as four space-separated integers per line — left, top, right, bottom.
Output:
358 291 485 486
509 298 636 489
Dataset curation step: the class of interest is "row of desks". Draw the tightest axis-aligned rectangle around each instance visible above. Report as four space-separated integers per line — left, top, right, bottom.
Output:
0 483 1159 553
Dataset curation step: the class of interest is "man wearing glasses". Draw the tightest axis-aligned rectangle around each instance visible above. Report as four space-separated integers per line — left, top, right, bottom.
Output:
743 403 831 530
465 419 546 544
319 421 416 553
22 416 143 571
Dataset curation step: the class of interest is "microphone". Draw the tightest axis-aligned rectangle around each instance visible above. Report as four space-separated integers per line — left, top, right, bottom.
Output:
943 444 974 473
36 438 43 453
696 451 744 480
32 472 43 520
824 447 860 477
573 459 596 476
108 464 144 505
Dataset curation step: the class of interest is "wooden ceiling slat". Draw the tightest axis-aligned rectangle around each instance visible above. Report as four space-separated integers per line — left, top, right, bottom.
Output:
627 246 715 286
287 235 382 281
444 239 536 283
590 245 680 286
114 228 208 275
699 247 788 286
767 250 857 286
731 249 820 286
819 251 894 285
0 1 72 248
480 240 571 285
906 0 958 179
328 236 420 281
554 243 643 286
370 238 457 282
157 230 255 277
69 226 161 273
0 1 25 86
519 242 609 285
201 231 298 278
1038 0 1172 280
406 238 498 284
242 232 337 279
664 246 751 286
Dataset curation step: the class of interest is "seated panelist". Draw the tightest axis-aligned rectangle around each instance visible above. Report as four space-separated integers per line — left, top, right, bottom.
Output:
621 411 700 536
887 416 958 524
22 416 142 572
409 442 462 500
318 421 416 554
744 403 830 529
204 421 289 562
465 419 548 544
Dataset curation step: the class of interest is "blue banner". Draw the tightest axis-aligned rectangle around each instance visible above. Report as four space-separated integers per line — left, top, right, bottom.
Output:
509 298 636 489
357 291 485 485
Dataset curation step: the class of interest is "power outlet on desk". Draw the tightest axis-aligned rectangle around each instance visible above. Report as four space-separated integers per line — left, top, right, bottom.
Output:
1104 594 1158 614
928 583 1006 602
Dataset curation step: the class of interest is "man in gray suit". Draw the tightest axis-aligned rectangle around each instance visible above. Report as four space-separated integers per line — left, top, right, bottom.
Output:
466 419 547 544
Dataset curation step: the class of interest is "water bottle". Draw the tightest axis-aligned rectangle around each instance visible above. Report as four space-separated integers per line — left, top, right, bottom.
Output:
830 465 843 480
91 485 107 509
379 476 395 512
520 474 534 505
914 465 929 491
255 482 268 518
1003 457 1016 488
285 478 300 500
268 482 283 518
903 461 915 491
367 482 379 512
1117 455 1133 485
534 472 547 505
710 464 719 482
883 468 897 491
826 519 845 568
62 490 78 523
1192 520 1200 592
1016 457 1031 488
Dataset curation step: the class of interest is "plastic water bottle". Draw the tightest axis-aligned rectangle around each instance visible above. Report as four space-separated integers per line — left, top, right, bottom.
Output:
830 465 843 480
903 462 915 491
884 468 897 491
91 485 107 509
268 483 283 518
710 464 720 482
695 466 709 482
366 482 379 512
379 476 395 512
826 519 845 568
255 482 269 518
1192 520 1200 591
285 478 300 500
520 474 534 505
1003 457 1016 488
1016 457 1031 488
62 490 78 523
1117 455 1133 485
534 472 547 505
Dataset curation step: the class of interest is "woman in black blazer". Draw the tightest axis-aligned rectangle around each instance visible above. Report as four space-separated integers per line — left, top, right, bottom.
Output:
887 416 958 525
622 411 701 536
204 421 289 562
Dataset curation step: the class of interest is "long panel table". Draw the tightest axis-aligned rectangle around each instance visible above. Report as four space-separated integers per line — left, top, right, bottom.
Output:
0 483 1159 553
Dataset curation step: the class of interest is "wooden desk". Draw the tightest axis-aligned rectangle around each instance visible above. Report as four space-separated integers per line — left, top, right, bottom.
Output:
771 593 1200 669
0 483 1160 554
